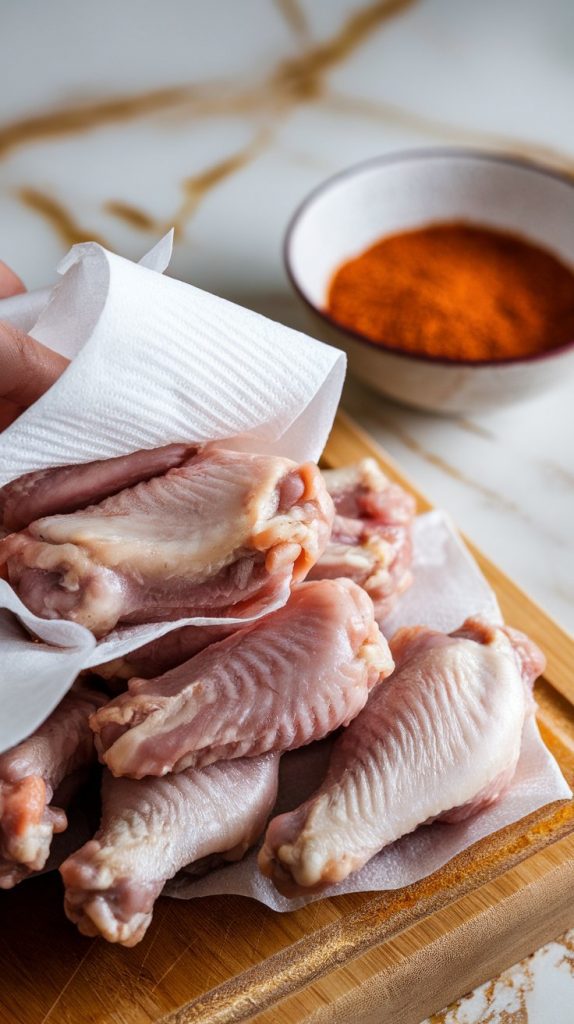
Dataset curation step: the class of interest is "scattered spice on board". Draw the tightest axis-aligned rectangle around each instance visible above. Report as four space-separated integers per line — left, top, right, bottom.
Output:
326 222 574 362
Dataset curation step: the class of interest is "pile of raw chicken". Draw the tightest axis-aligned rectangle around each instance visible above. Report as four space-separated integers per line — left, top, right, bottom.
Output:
0 444 544 946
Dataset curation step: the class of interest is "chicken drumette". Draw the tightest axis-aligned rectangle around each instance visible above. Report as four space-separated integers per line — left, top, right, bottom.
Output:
260 617 544 896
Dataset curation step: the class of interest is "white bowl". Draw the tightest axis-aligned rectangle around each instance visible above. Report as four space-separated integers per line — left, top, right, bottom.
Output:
284 149 574 415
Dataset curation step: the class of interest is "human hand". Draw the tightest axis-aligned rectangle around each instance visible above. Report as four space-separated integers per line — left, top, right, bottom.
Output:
0 261 68 429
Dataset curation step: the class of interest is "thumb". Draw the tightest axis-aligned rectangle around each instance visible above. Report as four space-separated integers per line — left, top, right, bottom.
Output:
0 320 68 409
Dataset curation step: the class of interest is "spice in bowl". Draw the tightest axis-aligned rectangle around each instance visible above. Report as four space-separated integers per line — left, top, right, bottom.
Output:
326 222 574 362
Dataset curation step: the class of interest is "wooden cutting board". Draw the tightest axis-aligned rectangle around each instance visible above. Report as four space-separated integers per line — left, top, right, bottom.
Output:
2 410 574 1024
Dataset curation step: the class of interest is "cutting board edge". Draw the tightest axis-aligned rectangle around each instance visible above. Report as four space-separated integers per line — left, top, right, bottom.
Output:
246 829 574 1024
161 829 574 1024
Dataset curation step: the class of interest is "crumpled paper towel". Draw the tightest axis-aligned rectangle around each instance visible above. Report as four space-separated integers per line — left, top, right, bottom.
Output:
0 235 345 750
0 234 344 477
166 510 572 909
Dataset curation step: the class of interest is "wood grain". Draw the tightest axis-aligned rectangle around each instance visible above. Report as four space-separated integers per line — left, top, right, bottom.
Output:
248 833 574 1024
1 410 573 1024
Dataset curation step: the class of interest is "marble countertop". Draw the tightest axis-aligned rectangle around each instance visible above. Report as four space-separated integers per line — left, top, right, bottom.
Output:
2 1 574 1019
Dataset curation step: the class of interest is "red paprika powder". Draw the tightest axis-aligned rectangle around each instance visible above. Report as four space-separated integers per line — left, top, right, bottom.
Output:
326 222 574 362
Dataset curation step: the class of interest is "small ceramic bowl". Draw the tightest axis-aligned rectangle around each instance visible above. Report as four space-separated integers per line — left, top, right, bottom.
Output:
284 149 574 414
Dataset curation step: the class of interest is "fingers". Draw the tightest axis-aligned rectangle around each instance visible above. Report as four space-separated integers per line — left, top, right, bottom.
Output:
0 261 26 299
0 320 68 409
0 260 68 430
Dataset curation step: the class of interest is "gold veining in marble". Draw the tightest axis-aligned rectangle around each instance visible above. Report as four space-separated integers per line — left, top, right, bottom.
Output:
371 413 570 549
163 784 574 1024
322 89 574 177
557 928 574 976
374 415 526 515
457 419 497 442
1 0 419 246
275 0 310 43
0 86 197 159
103 201 158 232
16 188 109 249
104 130 270 240
1 7 573 1021
99 0 420 240
0 0 417 158
537 459 574 491
428 960 534 1023
4 0 574 258
429 946 544 1023
427 990 472 1024
427 927 574 1022
459 419 574 492
372 417 568 552
172 129 271 239
274 141 335 172
270 0 418 105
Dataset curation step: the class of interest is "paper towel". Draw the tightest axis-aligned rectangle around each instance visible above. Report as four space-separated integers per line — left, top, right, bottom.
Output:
0 237 345 749
0 237 345 479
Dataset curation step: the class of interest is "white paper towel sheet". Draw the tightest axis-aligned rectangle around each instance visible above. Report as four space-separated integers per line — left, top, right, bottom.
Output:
165 509 572 909
0 236 345 479
0 237 346 749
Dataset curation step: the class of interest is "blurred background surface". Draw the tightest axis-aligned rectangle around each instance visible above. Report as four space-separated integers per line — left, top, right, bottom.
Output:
2 2 574 1020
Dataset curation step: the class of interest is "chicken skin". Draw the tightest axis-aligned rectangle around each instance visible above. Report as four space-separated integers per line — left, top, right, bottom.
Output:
0 443 195 533
94 622 238 683
1 447 333 638
0 687 105 888
259 617 544 896
310 460 415 616
91 579 393 778
61 754 279 946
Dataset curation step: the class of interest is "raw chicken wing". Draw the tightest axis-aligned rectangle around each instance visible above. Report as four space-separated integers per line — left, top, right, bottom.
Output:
0 443 195 532
0 687 105 888
94 622 238 682
91 579 393 778
319 460 415 523
259 617 543 896
61 754 279 946
1 447 333 638
310 460 415 615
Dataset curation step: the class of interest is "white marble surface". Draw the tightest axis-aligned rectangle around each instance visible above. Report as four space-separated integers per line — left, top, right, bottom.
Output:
423 929 574 1024
1 1 574 1020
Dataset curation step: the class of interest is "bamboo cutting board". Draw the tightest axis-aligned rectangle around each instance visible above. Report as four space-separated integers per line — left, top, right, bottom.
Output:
2 410 574 1024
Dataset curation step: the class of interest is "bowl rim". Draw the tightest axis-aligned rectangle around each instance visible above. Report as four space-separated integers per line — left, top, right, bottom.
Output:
283 146 574 369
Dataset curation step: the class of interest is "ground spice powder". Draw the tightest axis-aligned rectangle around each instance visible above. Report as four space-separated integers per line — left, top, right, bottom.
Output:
326 222 574 362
